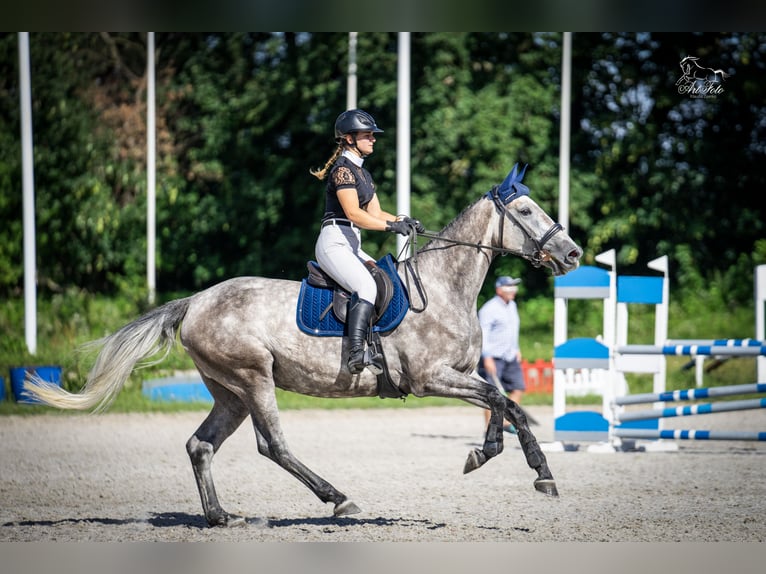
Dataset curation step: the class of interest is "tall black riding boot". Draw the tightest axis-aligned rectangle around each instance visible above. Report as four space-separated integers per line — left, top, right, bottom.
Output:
346 297 383 375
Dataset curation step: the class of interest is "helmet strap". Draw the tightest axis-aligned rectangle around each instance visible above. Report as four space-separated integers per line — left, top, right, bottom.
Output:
350 134 369 158
343 134 366 158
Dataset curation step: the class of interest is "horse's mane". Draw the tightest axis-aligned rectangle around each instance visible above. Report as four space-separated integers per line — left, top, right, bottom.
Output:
423 194 489 249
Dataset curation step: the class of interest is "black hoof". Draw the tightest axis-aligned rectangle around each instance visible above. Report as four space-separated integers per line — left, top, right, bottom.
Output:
534 478 559 497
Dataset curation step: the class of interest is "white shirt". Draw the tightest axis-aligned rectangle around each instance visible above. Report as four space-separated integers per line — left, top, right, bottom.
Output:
478 295 520 361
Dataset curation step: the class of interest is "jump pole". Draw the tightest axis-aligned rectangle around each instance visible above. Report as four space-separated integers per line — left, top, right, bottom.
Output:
665 338 766 347
614 428 766 441
617 397 766 423
616 344 766 357
614 382 766 406
611 382 766 443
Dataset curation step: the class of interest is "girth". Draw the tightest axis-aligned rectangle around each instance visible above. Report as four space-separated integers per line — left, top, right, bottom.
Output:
306 260 395 325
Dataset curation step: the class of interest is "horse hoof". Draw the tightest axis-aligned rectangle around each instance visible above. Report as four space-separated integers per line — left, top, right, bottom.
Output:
334 500 362 516
463 448 487 474
534 478 559 497
210 513 247 528
226 514 248 527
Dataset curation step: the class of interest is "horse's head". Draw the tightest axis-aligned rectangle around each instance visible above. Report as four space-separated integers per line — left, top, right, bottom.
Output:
489 164 582 276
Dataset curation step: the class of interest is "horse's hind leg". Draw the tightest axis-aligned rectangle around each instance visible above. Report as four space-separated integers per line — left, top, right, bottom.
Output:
244 380 361 517
186 386 250 527
504 400 559 497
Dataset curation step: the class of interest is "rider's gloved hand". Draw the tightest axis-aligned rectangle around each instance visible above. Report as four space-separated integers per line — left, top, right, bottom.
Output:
400 216 425 233
386 220 411 236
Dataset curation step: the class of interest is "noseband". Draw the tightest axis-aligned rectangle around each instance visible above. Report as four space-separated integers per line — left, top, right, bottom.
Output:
489 186 564 267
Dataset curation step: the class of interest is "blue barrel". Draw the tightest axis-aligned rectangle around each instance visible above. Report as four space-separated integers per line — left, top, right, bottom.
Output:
10 366 62 404
0 376 5 401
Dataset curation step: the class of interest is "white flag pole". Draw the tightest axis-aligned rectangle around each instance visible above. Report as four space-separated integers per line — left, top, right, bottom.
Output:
396 32 411 256
147 32 156 305
19 32 37 355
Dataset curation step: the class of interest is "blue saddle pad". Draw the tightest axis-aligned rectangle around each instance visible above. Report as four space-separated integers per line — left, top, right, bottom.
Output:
296 254 410 337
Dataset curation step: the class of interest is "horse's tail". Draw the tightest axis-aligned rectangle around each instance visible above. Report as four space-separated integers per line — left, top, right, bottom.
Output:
23 297 192 412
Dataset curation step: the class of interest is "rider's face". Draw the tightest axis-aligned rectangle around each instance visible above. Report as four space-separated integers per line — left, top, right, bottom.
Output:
346 131 376 156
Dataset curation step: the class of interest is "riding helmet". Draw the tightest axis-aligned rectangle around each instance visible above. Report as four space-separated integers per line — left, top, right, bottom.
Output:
334 109 384 141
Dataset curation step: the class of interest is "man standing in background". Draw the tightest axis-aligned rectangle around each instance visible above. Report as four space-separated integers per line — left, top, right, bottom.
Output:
477 276 526 434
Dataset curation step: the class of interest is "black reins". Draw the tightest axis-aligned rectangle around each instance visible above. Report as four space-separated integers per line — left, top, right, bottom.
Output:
397 189 564 313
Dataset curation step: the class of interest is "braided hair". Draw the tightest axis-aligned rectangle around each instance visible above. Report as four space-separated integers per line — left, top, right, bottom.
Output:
310 143 344 181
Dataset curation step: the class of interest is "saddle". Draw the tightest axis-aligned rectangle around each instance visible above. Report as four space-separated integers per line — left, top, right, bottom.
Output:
295 254 409 400
305 260 394 325
296 253 409 337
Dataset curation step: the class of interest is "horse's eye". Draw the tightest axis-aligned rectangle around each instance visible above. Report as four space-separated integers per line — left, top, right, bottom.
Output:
519 207 532 216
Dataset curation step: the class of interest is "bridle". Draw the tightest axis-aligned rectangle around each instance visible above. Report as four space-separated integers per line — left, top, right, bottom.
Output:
410 188 563 266
488 186 564 268
399 186 564 312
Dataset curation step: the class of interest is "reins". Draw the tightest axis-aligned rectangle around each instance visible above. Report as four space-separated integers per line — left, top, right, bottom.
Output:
396 189 564 313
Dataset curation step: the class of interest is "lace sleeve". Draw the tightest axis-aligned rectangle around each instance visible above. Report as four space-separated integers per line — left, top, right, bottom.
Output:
331 166 356 188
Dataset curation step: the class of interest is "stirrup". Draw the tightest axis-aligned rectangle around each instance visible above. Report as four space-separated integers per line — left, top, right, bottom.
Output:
348 347 366 375
364 348 384 375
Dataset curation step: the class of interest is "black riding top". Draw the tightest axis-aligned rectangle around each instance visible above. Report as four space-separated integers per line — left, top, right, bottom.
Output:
322 154 376 222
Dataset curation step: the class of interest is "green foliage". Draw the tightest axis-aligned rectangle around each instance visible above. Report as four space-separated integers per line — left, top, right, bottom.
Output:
1 32 764 309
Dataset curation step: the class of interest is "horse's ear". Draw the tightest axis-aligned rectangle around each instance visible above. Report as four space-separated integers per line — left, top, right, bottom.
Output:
494 163 530 204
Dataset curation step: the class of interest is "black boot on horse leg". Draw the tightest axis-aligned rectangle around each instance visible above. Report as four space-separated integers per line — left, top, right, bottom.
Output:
463 388 506 473
346 294 383 375
505 402 559 497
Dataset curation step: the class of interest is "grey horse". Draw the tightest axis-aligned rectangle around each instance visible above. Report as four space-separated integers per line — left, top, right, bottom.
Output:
26 164 582 527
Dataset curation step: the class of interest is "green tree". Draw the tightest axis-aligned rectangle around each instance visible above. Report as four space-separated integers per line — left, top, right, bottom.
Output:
1 32 764 309
570 32 766 303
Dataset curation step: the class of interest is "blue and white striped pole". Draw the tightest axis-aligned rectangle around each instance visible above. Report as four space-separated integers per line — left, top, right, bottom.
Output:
617 397 766 422
617 344 766 357
614 428 766 441
615 382 766 406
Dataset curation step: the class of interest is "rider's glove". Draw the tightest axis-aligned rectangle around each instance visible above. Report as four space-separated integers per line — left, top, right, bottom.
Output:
386 220 411 236
399 216 425 233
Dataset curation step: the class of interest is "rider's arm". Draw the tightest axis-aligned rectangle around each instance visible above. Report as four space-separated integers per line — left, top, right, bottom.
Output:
337 188 396 231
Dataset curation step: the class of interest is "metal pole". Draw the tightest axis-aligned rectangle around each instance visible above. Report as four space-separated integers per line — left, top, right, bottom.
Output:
614 382 766 406
617 398 766 422
756 265 766 381
617 344 766 357
558 32 572 233
396 32 411 256
19 32 37 355
665 339 765 347
347 32 358 110
147 32 156 305
614 428 766 441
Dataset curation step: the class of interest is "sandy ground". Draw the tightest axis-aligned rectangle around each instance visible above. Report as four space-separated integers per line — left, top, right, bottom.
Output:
0 404 764 542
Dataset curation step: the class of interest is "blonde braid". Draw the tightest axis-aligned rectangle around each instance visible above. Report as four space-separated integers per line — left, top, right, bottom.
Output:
310 144 344 181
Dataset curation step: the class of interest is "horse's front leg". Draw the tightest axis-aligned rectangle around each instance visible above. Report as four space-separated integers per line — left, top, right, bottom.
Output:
504 399 559 497
413 366 507 473
463 384 507 473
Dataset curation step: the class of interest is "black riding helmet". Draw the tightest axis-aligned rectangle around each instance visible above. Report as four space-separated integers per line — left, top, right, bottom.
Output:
334 109 384 142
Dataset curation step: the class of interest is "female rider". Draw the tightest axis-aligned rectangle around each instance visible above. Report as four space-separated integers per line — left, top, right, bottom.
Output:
311 109 424 375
